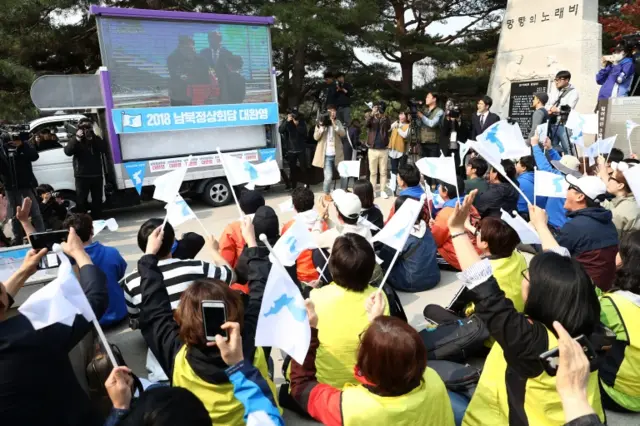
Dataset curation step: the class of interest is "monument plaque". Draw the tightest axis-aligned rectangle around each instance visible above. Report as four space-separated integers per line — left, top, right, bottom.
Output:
488 0 601 118
508 79 549 137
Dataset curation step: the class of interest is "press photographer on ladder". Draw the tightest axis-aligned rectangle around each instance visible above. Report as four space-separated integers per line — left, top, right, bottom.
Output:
0 128 45 245
64 118 108 219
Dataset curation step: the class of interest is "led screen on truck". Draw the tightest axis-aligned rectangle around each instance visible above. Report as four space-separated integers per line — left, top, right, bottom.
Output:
97 17 273 109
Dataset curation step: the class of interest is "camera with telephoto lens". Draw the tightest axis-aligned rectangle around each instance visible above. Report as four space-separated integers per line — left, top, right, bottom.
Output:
318 112 332 127
447 106 461 119
558 105 571 124
0 124 29 151
407 98 424 118
77 120 94 139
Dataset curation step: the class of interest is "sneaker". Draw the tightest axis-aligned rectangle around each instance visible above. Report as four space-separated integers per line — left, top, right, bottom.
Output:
381 191 389 199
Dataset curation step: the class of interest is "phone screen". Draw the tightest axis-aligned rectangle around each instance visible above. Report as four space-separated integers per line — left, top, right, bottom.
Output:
29 230 69 251
38 253 60 270
202 302 227 341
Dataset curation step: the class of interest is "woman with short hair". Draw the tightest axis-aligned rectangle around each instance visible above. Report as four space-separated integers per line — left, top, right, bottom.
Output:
597 158 640 240
290 294 455 425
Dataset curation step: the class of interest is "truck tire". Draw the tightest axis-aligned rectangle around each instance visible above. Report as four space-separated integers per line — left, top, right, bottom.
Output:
202 178 232 207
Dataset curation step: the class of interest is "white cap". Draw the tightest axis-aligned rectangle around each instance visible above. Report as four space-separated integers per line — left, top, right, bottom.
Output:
331 189 362 219
566 174 607 203
551 155 581 177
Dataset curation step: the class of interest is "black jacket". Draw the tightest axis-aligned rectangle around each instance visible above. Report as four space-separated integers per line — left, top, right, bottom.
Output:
470 112 501 141
0 264 107 426
137 249 269 383
279 119 308 153
0 142 39 190
64 135 108 178
39 199 68 231
334 82 353 107
474 182 519 219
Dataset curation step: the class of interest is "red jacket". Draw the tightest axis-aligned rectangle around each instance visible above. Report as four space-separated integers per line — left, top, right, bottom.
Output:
431 205 482 270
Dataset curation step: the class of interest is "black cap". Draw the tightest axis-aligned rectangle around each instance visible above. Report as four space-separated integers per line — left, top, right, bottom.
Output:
253 206 279 242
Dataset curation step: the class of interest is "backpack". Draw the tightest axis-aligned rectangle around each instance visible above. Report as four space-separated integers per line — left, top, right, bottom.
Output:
420 305 490 362
428 360 481 400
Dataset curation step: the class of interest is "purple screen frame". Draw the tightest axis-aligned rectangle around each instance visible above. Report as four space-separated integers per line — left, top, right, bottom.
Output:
91 6 275 165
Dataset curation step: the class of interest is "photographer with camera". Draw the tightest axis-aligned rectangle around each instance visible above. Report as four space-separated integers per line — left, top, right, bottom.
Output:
279 109 308 190
417 93 444 159
546 70 579 155
0 131 45 244
313 105 346 200
442 102 469 169
64 118 108 219
365 101 391 199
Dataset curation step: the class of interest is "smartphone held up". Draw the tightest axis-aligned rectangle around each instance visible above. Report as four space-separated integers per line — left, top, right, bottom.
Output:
202 300 228 342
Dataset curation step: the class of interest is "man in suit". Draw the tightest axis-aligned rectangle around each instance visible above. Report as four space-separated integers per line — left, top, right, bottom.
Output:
199 32 233 103
470 95 500 140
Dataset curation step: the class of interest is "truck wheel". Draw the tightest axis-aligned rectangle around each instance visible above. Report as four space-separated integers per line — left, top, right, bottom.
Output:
202 179 231 207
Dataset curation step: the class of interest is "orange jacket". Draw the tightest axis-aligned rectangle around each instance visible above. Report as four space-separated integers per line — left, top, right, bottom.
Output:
431 205 482 271
219 221 245 269
282 218 328 283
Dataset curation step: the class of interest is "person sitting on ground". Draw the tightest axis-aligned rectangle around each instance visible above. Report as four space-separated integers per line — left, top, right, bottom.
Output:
219 190 265 268
103 322 284 426
308 233 389 389
137 219 280 424
379 196 440 292
281 187 329 284
171 231 206 260
290 294 455 425
473 159 519 218
449 194 605 425
386 164 431 224
16 200 127 327
0 228 108 426
476 217 527 312
122 219 234 382
596 157 640 240
556 174 619 291
353 179 384 235
598 230 640 413
35 184 68 230
464 157 489 196
313 188 372 246
430 176 481 271
516 155 547 217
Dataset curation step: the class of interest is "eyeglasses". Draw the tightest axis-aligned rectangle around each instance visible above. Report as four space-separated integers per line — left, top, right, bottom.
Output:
609 175 620 184
521 268 529 283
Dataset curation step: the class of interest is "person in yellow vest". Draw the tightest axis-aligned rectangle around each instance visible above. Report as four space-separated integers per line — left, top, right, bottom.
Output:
290 292 455 426
599 230 640 412
476 216 527 312
137 218 281 425
448 192 605 426
309 233 390 389
388 110 411 186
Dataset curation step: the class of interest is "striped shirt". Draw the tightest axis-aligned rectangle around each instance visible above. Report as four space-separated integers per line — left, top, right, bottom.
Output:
122 258 233 329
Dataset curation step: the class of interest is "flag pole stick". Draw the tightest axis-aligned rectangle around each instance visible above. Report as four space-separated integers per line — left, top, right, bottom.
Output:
92 318 119 368
533 167 537 207
217 147 244 219
317 252 331 283
582 145 587 176
452 154 460 205
605 135 619 165
503 173 532 206
161 209 170 230
258 234 286 271
194 215 210 237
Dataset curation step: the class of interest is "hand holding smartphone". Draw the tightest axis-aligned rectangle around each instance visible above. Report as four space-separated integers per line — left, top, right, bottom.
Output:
28 230 69 270
202 300 227 341
539 335 597 377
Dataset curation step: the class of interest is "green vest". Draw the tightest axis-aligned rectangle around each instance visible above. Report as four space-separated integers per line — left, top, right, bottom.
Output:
420 107 442 144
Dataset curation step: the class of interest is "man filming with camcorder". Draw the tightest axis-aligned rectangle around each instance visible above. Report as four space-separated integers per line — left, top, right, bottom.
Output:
64 118 108 219
546 70 579 155
0 128 45 245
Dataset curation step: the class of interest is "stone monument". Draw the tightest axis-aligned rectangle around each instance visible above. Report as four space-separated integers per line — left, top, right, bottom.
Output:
488 0 602 123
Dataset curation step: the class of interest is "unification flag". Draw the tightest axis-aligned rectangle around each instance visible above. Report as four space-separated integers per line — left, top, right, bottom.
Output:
153 158 190 203
269 219 317 267
566 112 597 147
122 113 143 129
585 135 618 166
165 195 197 227
222 154 281 189
458 141 471 166
255 265 310 364
536 122 549 142
416 155 457 186
372 196 423 251
93 218 119 237
627 120 640 143
337 161 361 178
19 245 96 328
623 162 640 207
500 209 542 245
534 170 569 198
247 160 281 189
476 120 529 160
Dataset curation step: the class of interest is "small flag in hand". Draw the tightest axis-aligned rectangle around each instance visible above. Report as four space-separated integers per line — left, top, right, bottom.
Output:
269 220 317 267
500 209 541 245
153 158 190 203
534 170 569 198
416 156 457 186
372 197 423 251
165 195 197 227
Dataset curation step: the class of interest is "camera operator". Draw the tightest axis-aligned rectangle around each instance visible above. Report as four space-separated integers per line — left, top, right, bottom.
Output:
442 103 469 170
313 105 346 200
417 92 444 158
279 109 308 189
365 102 391 198
64 118 108 219
527 92 549 145
546 70 579 155
0 132 45 244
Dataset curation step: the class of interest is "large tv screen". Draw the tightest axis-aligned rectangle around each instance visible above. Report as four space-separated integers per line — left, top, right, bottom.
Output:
97 17 273 109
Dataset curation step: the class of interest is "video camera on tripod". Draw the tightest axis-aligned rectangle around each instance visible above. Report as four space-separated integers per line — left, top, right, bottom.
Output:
0 124 30 151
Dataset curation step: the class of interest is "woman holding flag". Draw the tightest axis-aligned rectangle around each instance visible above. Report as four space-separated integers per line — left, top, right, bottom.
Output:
290 293 455 425
596 157 640 240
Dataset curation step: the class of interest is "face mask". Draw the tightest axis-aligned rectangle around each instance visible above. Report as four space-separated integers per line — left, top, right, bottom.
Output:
612 52 625 63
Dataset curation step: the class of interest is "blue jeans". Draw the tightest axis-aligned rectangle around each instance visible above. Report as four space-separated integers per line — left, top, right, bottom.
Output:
323 155 347 194
550 124 572 155
448 390 470 426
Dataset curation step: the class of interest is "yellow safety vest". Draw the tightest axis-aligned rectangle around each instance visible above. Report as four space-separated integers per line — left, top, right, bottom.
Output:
490 251 527 313
463 326 605 426
341 367 455 426
600 291 640 409
310 283 389 388
172 345 280 425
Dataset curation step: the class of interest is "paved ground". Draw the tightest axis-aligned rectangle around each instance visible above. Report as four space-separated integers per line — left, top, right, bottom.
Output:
21 184 636 424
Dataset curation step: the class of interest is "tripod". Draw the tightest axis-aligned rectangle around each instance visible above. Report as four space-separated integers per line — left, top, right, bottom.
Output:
2 146 23 244
406 117 422 165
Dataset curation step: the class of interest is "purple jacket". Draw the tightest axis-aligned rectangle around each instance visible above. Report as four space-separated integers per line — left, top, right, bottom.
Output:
596 57 635 100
